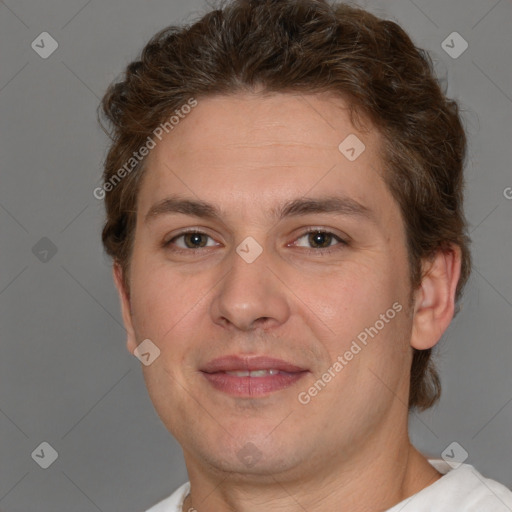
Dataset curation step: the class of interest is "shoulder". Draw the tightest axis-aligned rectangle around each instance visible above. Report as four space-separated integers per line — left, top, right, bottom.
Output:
387 460 512 512
143 481 191 512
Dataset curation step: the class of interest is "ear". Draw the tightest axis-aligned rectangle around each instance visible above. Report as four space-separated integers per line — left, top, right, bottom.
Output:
112 262 138 355
410 244 462 350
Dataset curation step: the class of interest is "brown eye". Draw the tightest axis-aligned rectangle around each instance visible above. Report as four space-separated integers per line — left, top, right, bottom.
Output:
294 230 347 251
307 231 335 248
164 231 218 250
182 233 208 248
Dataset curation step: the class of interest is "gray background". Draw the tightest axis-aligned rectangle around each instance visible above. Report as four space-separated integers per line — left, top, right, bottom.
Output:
1 0 511 510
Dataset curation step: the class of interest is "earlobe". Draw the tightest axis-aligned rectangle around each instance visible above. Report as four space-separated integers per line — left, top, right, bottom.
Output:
410 245 462 350
112 263 138 355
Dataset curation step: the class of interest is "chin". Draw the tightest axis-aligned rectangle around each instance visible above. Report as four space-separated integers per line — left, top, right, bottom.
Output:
189 429 306 477
199 449 303 480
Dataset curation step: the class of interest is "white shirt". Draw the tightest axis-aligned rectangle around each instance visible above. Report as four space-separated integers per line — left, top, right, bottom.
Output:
144 459 512 512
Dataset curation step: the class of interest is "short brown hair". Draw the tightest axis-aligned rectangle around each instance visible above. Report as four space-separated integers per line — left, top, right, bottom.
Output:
99 0 471 411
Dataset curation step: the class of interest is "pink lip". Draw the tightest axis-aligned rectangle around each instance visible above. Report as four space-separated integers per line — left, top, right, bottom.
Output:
201 355 309 397
201 355 307 373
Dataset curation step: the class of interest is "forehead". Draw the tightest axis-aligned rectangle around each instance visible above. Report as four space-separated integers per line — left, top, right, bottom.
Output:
149 92 376 167
138 92 397 227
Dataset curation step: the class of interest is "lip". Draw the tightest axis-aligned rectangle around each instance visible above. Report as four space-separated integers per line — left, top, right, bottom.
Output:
200 355 309 397
201 355 307 373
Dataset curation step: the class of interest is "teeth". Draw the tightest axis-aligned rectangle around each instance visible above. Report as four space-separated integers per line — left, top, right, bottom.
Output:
225 369 281 377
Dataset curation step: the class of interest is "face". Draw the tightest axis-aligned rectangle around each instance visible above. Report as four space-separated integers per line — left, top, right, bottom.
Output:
117 92 418 480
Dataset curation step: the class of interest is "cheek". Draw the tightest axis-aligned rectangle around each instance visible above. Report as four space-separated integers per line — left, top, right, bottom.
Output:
302 252 411 365
127 254 193 342
298 261 399 329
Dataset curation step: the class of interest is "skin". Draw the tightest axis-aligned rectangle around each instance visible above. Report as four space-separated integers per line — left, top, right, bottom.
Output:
113 92 461 512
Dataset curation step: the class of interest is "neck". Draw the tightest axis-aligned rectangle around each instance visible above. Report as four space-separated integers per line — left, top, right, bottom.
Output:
181 439 442 512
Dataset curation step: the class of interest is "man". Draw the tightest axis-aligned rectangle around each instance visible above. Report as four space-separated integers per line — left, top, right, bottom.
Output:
98 0 512 510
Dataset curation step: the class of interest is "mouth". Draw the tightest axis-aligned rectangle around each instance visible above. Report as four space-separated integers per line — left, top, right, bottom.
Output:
200 355 309 397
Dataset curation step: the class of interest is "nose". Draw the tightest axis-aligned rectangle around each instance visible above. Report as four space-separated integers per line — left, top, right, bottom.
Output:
209 243 291 332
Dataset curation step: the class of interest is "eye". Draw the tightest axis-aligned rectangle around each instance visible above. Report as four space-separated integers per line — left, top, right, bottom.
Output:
292 229 348 253
162 228 348 255
163 230 219 250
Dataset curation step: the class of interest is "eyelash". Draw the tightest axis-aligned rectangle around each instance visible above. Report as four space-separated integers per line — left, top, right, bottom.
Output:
162 228 348 255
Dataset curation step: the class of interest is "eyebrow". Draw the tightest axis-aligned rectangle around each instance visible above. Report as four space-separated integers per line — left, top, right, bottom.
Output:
144 194 376 225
